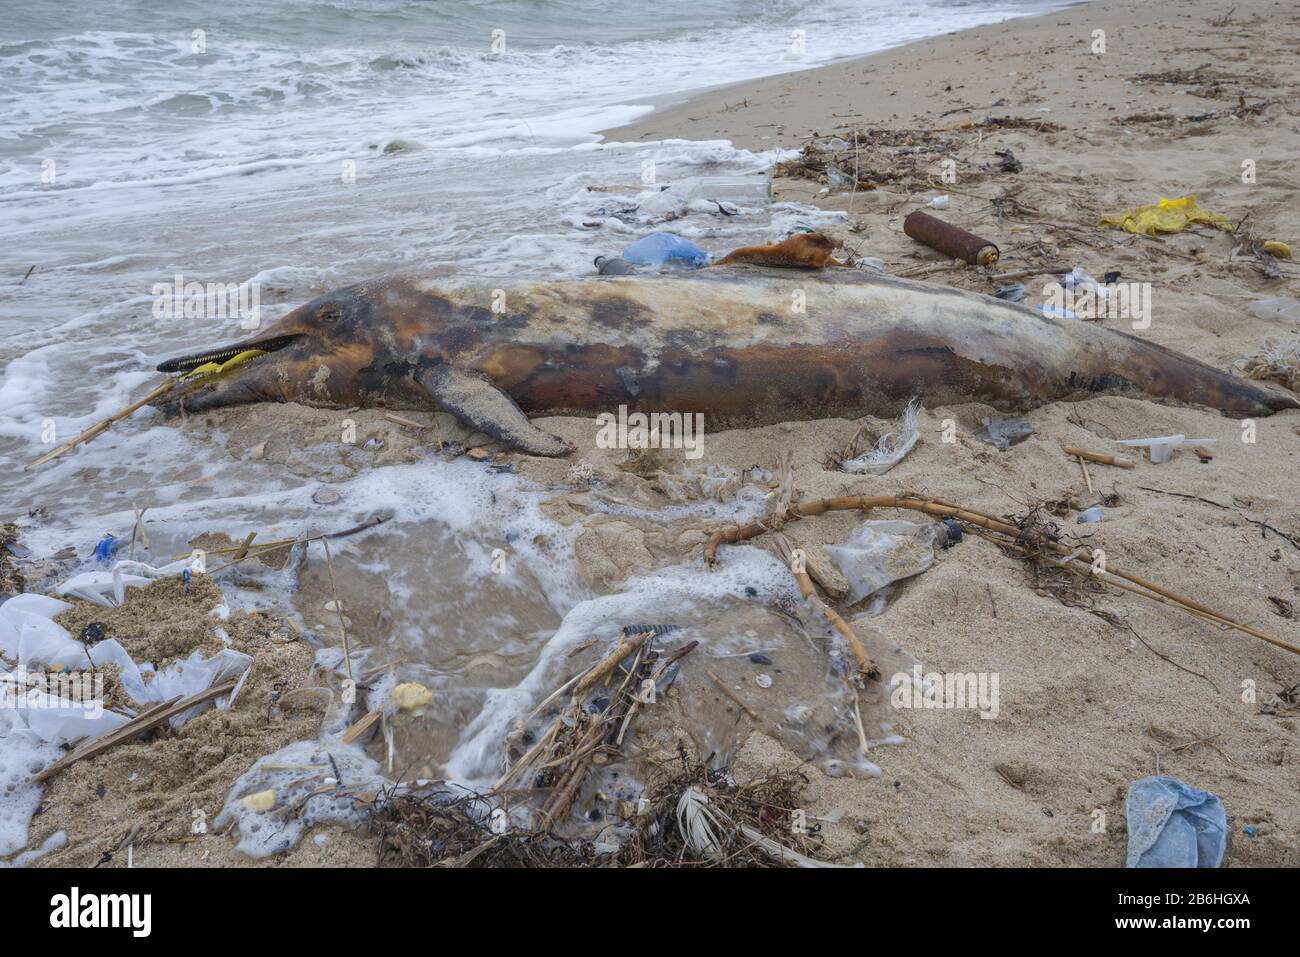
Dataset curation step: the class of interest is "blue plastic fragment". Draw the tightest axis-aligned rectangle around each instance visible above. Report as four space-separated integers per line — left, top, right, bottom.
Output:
1125 775 1226 868
93 535 124 563
1042 303 1079 320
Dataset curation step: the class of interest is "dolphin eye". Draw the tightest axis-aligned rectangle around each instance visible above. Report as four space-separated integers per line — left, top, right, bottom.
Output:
316 304 343 324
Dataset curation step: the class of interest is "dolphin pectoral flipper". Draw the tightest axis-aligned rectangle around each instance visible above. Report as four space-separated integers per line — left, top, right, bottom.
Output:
418 364 573 457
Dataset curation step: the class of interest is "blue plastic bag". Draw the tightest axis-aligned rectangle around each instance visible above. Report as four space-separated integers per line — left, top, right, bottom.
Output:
1125 775 1226 868
622 232 709 269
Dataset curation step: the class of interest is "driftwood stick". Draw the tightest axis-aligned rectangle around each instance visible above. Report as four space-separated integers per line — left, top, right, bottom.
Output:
341 708 382 745
704 493 1297 656
706 670 760 721
773 534 877 677
25 379 175 471
573 629 655 695
35 678 239 782
1064 445 1135 468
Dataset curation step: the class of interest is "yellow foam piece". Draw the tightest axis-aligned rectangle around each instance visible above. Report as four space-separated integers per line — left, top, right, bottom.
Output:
1098 195 1234 236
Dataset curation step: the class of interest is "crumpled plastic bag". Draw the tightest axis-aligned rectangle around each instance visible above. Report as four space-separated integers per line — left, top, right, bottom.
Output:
1125 775 1226 868
55 558 193 608
1098 195 1233 236
1 571 252 727
823 520 938 605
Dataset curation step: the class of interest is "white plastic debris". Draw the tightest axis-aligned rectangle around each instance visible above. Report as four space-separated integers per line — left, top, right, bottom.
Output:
55 558 193 608
1117 435 1215 464
215 740 390 858
823 520 939 604
1061 265 1110 302
840 398 922 475
928 194 950 209
0 561 253 860
1249 297 1300 324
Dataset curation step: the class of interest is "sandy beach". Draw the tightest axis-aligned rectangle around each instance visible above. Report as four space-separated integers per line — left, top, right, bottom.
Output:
6 0 1298 871
596 0 1300 866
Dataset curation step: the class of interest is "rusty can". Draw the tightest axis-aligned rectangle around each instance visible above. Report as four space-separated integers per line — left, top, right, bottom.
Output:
903 210 999 267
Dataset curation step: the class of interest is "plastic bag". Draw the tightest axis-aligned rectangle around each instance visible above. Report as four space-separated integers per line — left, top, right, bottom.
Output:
823 520 938 605
1098 195 1233 236
622 232 710 269
1125 775 1226 868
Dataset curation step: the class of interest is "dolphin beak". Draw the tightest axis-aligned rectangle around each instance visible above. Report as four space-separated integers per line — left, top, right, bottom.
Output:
156 333 302 374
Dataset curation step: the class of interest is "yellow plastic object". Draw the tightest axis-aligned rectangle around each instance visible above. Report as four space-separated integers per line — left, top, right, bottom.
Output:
1098 195 1234 236
1263 240 1292 259
239 789 277 813
178 348 266 382
392 682 434 712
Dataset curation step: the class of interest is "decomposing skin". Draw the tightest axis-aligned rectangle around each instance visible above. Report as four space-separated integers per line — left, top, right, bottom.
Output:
716 232 844 268
155 268 1298 456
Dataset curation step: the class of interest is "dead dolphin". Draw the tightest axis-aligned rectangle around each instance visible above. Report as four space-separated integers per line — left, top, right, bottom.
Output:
155 268 1297 455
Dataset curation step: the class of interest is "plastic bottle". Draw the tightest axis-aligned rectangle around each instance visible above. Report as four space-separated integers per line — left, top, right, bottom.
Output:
594 256 636 276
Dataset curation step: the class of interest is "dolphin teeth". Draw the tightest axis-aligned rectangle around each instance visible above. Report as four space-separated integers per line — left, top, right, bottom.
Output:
156 334 301 373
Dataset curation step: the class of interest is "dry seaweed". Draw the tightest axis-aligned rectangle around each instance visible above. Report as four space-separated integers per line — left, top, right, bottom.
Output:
368 745 820 868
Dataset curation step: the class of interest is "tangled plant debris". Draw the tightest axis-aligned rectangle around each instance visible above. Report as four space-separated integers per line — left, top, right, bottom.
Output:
370 746 823 868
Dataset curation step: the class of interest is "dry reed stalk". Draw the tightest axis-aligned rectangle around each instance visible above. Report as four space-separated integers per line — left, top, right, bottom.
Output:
705 493 1298 656
1063 446 1135 468
25 379 175 471
35 678 239 782
706 670 760 721
773 533 876 676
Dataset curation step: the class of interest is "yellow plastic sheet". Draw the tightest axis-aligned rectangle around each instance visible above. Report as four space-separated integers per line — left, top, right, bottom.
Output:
1098 195 1234 236
178 348 266 382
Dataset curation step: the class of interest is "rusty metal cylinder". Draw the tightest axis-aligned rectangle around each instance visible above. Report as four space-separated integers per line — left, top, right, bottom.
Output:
903 210 999 267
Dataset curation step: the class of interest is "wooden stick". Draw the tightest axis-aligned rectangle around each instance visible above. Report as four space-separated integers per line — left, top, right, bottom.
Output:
341 708 382 745
232 531 257 561
383 412 427 430
25 379 175 470
321 536 353 683
1064 446 1135 469
1077 455 1094 494
706 670 760 721
573 629 654 695
773 534 877 676
35 678 238 782
704 493 1297 656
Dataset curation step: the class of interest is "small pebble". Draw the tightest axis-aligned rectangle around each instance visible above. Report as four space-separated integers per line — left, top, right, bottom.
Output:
748 653 773 665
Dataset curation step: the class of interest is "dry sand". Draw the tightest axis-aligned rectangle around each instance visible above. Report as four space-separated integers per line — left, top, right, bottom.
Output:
16 0 1300 867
